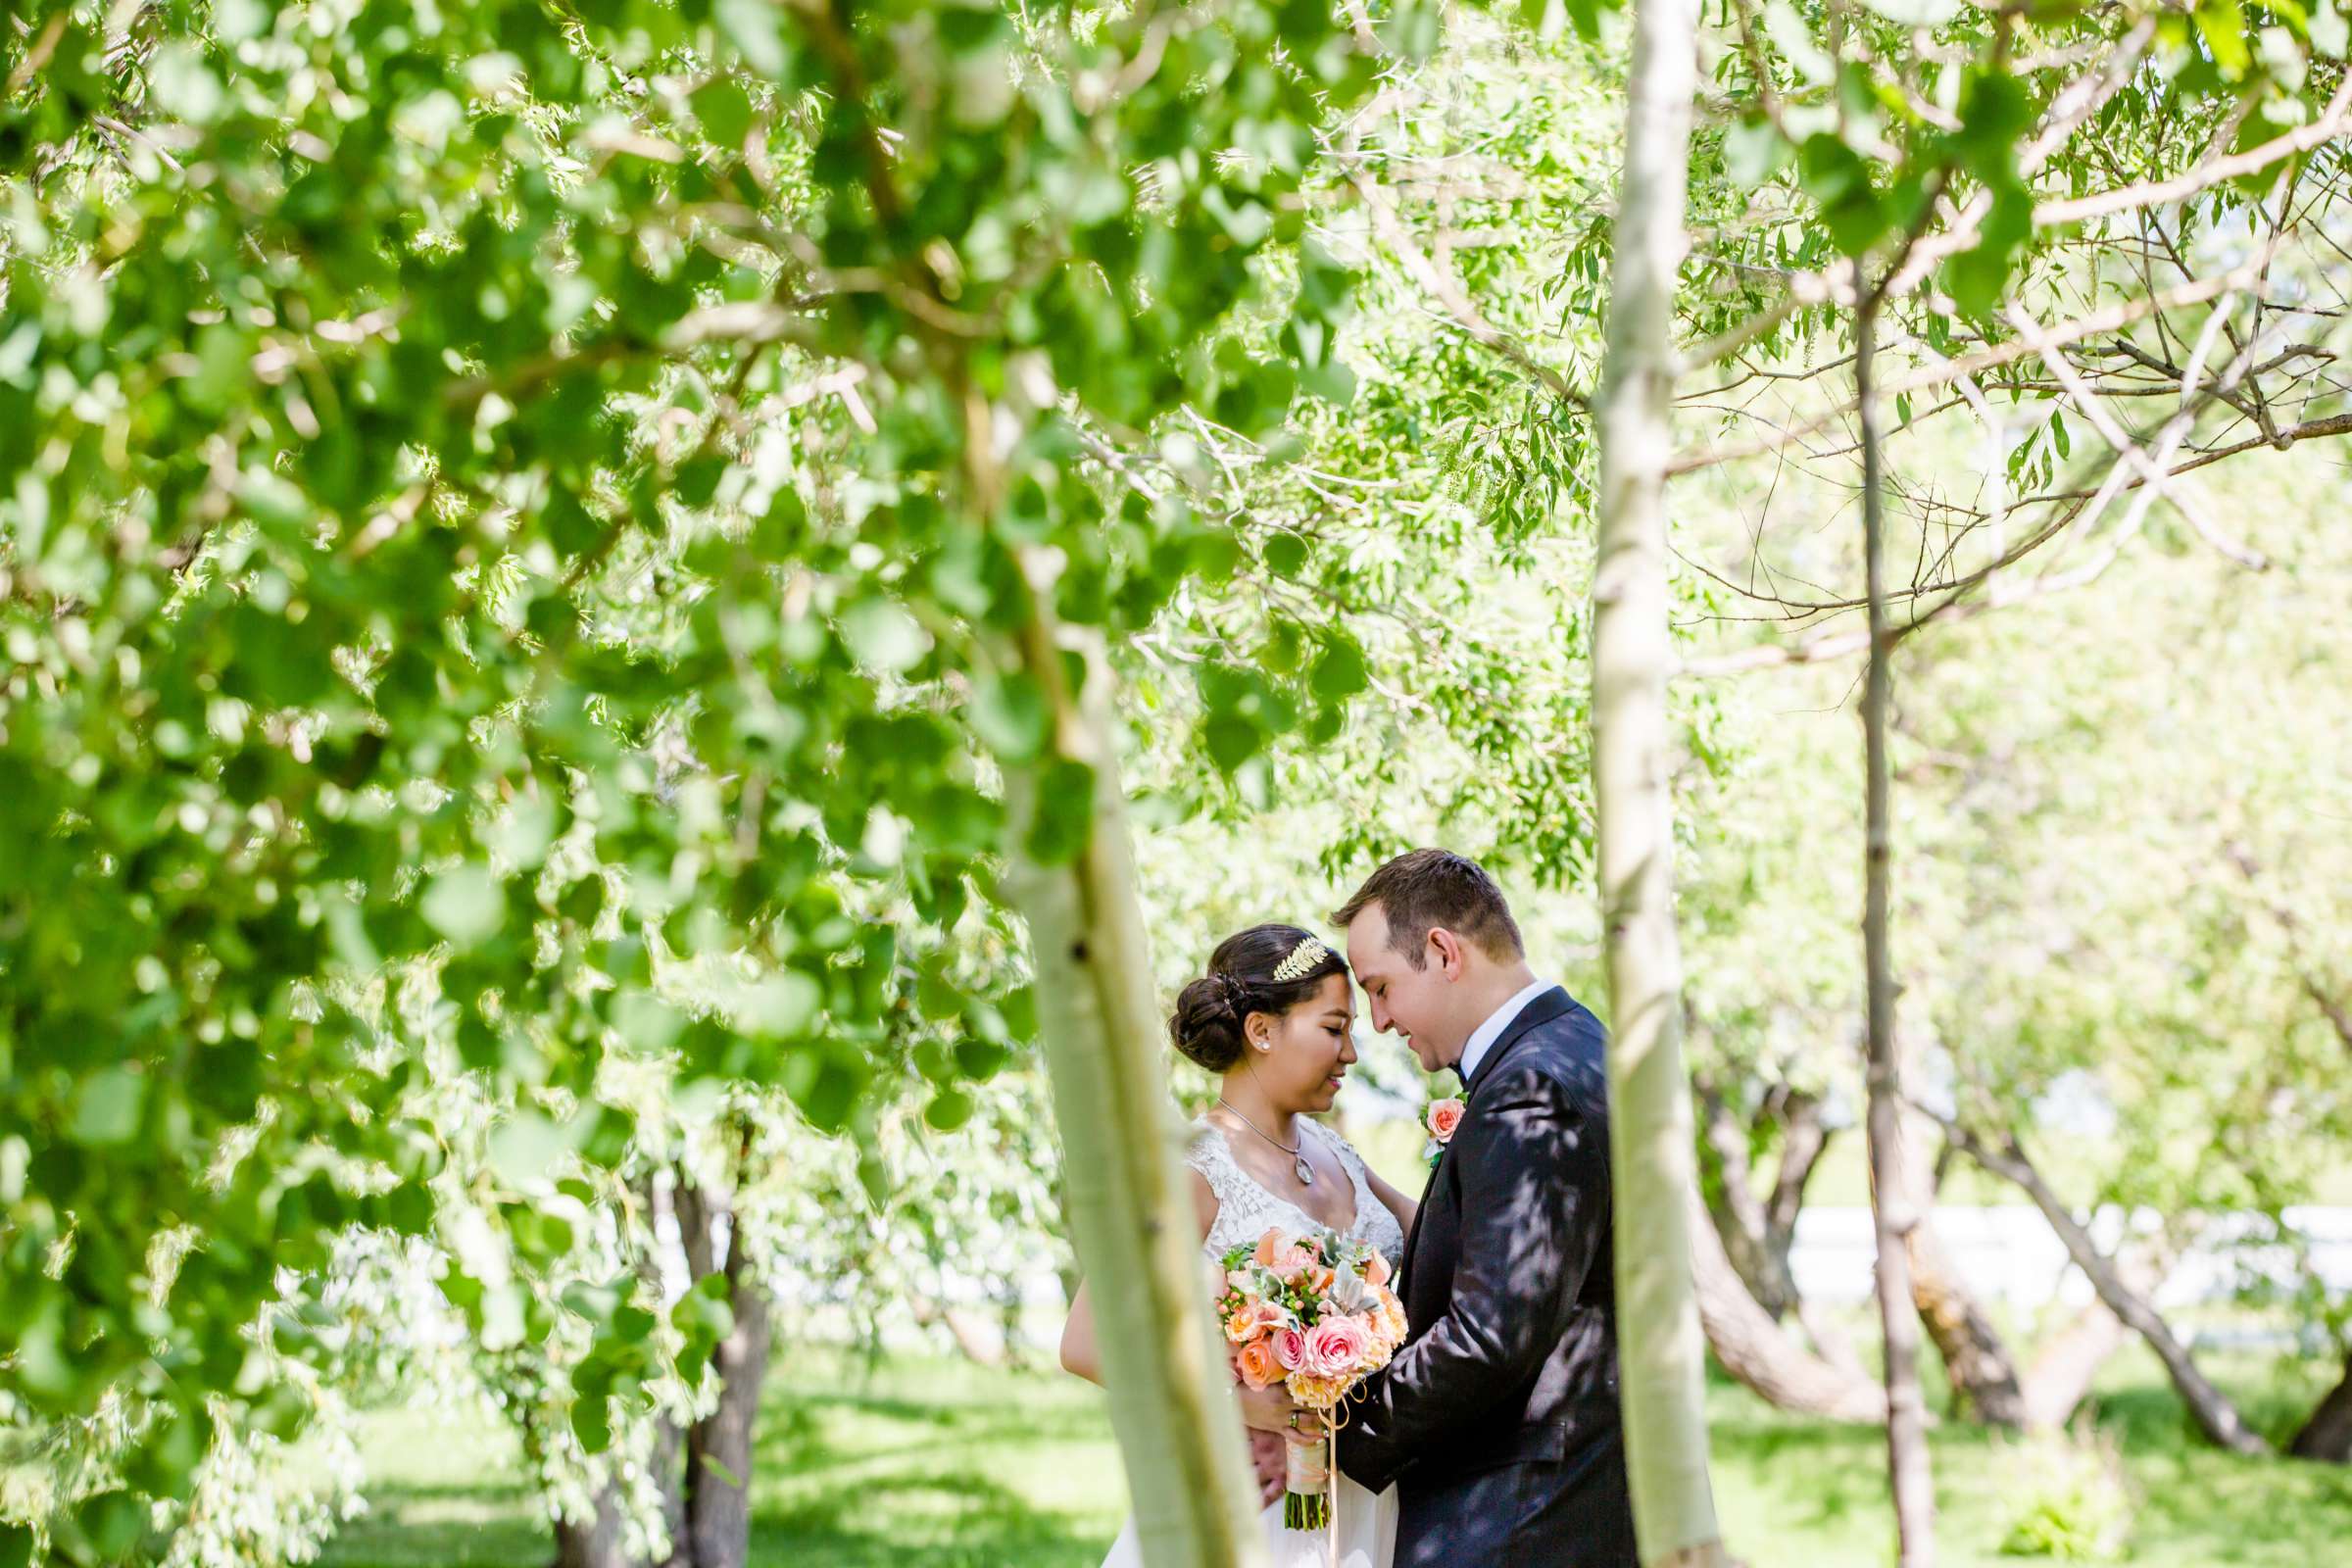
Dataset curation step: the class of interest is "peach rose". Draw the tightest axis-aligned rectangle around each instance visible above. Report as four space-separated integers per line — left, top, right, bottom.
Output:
1427 1098 1465 1144
1363 1250 1393 1287
1235 1336 1282 1390
1268 1244 1316 1282
1252 1228 1291 1268
1271 1325 1309 1372
1301 1314 1373 1379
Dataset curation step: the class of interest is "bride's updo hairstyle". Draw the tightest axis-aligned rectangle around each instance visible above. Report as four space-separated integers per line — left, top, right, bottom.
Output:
1169 923 1350 1073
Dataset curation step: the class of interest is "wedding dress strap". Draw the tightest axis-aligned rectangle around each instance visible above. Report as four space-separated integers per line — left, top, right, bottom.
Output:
1184 1122 1265 1214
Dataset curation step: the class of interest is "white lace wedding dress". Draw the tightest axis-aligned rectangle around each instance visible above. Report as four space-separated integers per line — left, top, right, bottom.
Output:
1097 1117 1404 1568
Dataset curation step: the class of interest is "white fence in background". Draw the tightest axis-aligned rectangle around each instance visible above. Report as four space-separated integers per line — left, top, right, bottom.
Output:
1787 1205 2352 1347
943 1206 2352 1358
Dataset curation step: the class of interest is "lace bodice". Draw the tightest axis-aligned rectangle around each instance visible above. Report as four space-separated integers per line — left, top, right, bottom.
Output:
1186 1116 1406 1268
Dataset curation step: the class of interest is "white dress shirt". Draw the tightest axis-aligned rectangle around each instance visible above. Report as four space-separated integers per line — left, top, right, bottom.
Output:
1454 977 1554 1085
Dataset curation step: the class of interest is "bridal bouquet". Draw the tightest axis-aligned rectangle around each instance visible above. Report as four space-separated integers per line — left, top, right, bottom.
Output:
1217 1225 1409 1529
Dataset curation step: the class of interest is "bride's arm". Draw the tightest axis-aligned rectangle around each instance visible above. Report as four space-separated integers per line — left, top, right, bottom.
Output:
1057 1168 1222 1385
1364 1165 1419 1238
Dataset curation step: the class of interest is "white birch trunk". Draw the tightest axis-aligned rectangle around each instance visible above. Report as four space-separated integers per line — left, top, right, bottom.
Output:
1004 587 1267 1568
1590 0 1731 1560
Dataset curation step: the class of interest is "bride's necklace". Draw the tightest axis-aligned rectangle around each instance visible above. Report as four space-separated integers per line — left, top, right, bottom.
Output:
1217 1098 1315 1187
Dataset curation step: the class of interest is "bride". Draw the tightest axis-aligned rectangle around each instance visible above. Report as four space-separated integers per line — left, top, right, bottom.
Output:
1060 923 1418 1568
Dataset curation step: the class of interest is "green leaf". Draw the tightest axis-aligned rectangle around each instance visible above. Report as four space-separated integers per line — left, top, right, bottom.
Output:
692 77 755 151
924 1089 975 1130
71 1066 147 1146
840 598 931 673
738 972 822 1036
968 670 1049 762
1309 637 1370 704
1262 531 1309 578
716 0 792 77
422 865 507 945
1725 117 1791 189
571 1395 614 1454
2197 0 2253 77
74 1490 147 1560
488 1112 577 1186
1203 714 1262 773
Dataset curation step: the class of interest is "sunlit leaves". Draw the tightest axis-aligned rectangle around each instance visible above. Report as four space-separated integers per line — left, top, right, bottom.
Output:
0 0 1409 1537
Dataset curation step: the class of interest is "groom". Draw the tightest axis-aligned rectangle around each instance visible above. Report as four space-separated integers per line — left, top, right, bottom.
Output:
1323 849 1635 1566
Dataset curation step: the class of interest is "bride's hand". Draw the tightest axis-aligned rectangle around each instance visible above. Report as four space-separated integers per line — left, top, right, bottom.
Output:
1235 1380 1301 1434
1236 1381 1329 1439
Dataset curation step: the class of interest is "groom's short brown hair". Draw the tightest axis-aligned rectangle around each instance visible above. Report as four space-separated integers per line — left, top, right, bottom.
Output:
1331 849 1524 968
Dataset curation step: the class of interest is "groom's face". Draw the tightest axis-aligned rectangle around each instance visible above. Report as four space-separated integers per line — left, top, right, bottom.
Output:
1343 905 1463 1074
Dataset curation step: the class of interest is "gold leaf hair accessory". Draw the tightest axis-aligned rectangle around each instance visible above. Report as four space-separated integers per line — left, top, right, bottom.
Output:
1269 935 1333 985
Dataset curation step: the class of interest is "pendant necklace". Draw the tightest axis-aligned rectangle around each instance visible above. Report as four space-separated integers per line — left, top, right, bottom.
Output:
1217 1097 1314 1186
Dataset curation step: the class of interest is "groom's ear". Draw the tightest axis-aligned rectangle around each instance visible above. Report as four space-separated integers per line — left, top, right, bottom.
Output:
1427 927 1466 979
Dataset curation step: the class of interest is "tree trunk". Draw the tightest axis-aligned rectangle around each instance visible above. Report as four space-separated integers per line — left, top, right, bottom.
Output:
550 1477 630 1568
1857 301 1936 1568
1590 0 1730 1559
1900 1123 2026 1430
675 1169 774 1568
652 1416 688 1568
1764 1090 1830 1258
633 1175 689 1567
1936 1119 2271 1456
1690 1188 1888 1424
1002 595 1267 1568
1695 1079 1797 1320
2290 1357 2352 1460
685 1281 770 1568
2020 1299 2131 1432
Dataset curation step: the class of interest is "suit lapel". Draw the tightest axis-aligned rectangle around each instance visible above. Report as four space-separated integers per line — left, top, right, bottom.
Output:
1398 988 1574 1292
1463 986 1572 1100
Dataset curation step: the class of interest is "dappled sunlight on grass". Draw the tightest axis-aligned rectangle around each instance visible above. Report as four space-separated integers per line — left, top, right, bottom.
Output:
317 1344 2352 1566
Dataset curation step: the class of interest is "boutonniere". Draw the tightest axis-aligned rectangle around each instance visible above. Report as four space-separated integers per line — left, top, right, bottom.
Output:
1421 1098 1464 1169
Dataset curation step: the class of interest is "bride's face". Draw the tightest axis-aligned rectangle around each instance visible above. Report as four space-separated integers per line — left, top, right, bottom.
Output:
1246 973 1358 1113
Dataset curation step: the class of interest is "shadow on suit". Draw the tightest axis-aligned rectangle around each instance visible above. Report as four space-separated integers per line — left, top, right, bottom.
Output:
1337 988 1638 1567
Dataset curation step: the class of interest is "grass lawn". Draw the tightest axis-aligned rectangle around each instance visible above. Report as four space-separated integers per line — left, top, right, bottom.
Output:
318 1345 2352 1568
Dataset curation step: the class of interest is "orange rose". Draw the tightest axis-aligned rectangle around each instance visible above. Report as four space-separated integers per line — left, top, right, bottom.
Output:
1236 1336 1282 1390
1363 1250 1392 1287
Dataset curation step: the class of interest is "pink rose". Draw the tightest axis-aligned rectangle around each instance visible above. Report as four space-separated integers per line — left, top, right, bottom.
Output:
1301 1315 1373 1379
1271 1325 1309 1372
1427 1098 1465 1144
1269 1245 1315 1282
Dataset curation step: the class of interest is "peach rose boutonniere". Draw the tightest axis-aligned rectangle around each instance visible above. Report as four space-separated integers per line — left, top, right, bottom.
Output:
1423 1097 1465 1168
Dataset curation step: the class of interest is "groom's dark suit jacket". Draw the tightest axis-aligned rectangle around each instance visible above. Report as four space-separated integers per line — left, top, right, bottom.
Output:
1338 987 1636 1567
